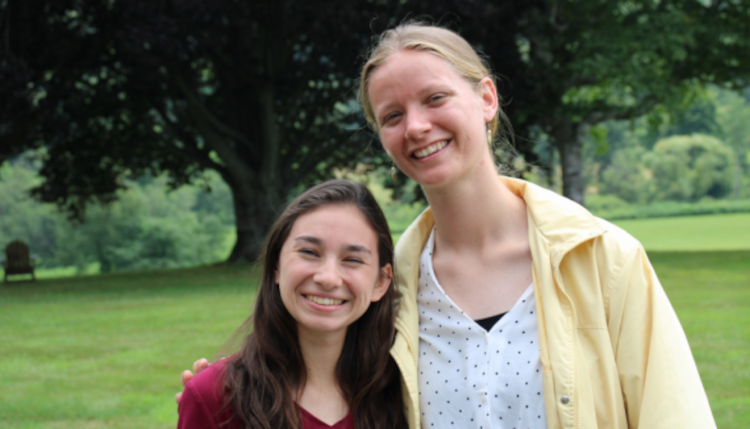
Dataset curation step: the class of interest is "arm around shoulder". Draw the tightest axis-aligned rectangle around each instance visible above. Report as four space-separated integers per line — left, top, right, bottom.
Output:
605 243 716 428
177 380 221 429
176 360 234 429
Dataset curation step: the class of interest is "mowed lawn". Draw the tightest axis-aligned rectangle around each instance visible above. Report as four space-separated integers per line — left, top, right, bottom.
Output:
0 265 259 429
613 212 750 251
1 214 749 428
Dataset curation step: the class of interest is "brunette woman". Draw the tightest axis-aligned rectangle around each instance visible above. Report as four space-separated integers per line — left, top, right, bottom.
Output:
177 180 406 429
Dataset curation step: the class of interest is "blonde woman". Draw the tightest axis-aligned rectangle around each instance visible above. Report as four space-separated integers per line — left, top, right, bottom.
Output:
179 23 715 429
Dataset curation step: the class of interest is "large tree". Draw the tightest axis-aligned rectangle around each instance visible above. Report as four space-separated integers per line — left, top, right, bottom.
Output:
4 0 748 265
0 0 540 262
2 0 392 263
514 0 750 204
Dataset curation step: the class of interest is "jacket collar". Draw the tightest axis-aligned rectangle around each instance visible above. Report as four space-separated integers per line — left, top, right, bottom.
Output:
500 177 607 256
396 176 607 266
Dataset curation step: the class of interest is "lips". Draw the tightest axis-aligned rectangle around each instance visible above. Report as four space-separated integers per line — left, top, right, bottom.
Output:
413 139 449 159
305 294 345 306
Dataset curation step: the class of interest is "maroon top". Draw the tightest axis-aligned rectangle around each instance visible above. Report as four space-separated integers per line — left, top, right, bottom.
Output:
177 358 353 429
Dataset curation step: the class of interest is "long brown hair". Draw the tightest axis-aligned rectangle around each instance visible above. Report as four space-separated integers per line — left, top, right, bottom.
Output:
222 180 406 429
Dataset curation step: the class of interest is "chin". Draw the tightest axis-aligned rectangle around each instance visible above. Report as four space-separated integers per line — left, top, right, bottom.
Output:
411 169 459 189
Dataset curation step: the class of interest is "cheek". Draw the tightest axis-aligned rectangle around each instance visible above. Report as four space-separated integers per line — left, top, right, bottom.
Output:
379 129 402 151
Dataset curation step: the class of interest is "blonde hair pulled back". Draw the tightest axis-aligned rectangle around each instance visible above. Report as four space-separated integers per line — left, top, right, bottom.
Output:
359 22 512 146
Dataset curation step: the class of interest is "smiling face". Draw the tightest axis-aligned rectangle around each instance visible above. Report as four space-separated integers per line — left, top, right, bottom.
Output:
275 204 392 339
367 49 499 190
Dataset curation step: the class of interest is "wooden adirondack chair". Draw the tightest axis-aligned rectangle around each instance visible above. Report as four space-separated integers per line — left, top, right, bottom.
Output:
2 240 37 283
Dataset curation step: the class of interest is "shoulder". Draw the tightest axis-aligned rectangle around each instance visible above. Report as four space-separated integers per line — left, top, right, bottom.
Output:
593 217 643 260
188 357 230 402
178 358 234 429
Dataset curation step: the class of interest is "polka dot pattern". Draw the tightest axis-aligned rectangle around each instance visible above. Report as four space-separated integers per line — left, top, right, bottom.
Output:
418 229 547 428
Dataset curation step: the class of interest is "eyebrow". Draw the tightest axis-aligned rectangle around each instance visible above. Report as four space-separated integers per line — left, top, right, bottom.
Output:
294 236 372 255
345 245 372 255
295 236 322 246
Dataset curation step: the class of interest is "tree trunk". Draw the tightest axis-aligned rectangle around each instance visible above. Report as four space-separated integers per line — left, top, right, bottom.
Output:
225 81 283 263
552 120 589 206
227 181 283 264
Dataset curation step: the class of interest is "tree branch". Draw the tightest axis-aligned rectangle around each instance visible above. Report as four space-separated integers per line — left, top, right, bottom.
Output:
176 83 261 191
175 76 258 156
583 98 660 124
149 100 231 181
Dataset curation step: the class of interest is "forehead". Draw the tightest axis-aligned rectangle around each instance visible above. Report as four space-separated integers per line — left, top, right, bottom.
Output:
286 204 378 247
368 49 472 107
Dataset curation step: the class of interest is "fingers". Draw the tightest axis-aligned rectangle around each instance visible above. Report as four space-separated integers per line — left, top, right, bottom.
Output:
193 358 209 374
181 370 194 388
177 358 209 407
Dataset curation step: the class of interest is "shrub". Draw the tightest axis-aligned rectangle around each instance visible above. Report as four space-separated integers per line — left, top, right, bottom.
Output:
590 198 750 221
643 134 735 202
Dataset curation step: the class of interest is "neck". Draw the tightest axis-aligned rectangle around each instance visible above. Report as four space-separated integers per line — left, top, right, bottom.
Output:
296 327 347 401
423 166 527 251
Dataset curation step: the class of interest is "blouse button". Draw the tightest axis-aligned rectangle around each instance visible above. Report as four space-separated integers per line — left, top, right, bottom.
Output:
560 395 570 405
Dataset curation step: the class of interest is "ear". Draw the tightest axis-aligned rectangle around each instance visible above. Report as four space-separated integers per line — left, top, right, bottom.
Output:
274 266 280 285
477 77 499 123
371 263 393 302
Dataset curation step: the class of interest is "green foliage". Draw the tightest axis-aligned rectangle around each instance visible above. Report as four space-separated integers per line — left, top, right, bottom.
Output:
644 134 735 201
599 146 652 203
585 87 750 202
0 159 59 265
54 178 232 273
584 194 632 213
0 160 234 273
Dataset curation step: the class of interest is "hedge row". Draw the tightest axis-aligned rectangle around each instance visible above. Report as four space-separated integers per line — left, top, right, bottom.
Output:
591 199 750 221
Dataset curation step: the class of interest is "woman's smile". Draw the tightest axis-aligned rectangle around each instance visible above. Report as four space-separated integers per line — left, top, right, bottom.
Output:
368 49 497 189
276 204 391 337
304 294 345 306
412 139 450 159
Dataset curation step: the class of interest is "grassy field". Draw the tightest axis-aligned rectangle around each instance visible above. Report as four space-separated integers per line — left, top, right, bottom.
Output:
613 212 750 251
0 265 258 429
1 215 749 428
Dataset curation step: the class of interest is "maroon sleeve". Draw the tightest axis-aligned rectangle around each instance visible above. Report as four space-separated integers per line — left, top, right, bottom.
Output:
177 359 235 429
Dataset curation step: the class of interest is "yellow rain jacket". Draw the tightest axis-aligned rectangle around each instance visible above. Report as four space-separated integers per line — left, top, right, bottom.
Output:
389 177 715 429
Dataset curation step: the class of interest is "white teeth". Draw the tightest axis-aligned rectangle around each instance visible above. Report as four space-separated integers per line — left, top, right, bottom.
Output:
414 140 448 159
306 295 344 306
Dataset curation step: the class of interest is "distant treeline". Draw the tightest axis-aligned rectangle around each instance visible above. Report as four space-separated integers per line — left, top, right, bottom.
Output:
589 197 750 221
578 87 750 205
0 158 235 273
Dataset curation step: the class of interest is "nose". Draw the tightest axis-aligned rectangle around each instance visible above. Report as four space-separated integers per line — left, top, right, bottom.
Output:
404 107 431 140
313 257 342 290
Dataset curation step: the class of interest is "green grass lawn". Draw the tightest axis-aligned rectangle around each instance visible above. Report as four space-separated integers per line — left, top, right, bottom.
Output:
0 265 259 429
1 229 749 427
613 212 750 251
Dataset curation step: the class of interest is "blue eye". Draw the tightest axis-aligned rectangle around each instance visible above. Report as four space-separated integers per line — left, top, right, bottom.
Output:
383 112 401 124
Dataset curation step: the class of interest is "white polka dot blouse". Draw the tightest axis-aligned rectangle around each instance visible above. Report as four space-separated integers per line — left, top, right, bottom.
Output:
418 229 548 429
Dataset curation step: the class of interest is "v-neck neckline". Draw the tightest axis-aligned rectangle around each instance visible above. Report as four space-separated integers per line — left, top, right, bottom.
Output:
297 404 352 428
